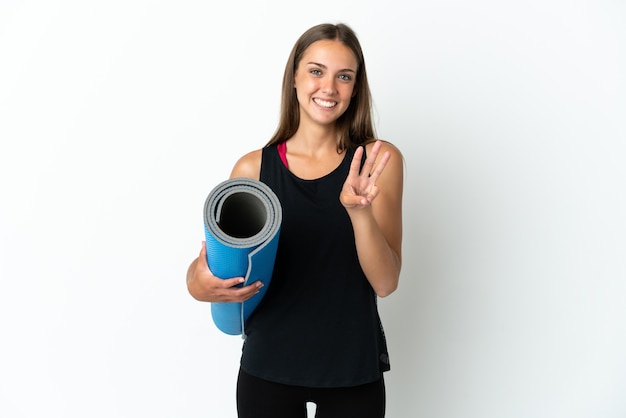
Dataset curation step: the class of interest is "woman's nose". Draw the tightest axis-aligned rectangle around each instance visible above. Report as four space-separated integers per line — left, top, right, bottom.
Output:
321 77 336 94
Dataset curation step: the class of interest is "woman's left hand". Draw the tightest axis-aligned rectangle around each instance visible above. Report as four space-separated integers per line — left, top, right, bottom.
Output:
340 140 391 209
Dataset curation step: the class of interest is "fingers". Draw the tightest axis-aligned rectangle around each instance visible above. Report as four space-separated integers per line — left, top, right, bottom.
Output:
366 184 381 203
363 142 390 182
344 186 380 207
359 140 380 176
217 279 264 303
348 145 365 178
350 141 390 180
234 281 265 301
368 151 390 183
215 274 264 298
220 276 245 287
209 269 264 302
358 140 382 178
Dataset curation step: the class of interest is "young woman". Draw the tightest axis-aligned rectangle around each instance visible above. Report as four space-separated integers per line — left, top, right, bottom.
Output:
187 23 403 418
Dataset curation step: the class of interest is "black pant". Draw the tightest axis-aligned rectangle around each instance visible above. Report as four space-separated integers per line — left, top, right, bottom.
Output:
236 368 385 418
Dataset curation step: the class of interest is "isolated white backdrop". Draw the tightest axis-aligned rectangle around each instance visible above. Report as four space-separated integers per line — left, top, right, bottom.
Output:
1 1 625 417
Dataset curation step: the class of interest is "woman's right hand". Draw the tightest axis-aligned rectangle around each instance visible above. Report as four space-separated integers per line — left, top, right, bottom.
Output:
186 241 263 302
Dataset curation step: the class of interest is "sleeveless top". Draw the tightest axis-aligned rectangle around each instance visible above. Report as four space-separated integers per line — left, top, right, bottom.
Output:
239 143 390 388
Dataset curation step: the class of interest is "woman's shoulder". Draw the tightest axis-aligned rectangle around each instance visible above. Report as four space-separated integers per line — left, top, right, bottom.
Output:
229 148 263 180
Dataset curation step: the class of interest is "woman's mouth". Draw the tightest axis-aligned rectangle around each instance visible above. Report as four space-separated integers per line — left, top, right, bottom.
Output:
313 98 337 108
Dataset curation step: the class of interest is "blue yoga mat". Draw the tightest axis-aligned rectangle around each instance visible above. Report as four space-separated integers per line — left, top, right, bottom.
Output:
203 178 282 336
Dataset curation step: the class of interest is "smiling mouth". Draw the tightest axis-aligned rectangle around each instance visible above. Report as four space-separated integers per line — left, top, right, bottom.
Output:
313 98 337 108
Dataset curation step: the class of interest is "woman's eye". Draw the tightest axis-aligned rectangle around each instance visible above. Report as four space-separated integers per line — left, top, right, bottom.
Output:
338 74 352 81
310 69 322 76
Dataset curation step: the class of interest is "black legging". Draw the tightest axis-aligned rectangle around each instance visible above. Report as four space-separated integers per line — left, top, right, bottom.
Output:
236 368 385 418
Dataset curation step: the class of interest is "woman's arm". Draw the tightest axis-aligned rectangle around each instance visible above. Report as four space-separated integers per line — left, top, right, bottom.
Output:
340 140 404 297
186 241 263 302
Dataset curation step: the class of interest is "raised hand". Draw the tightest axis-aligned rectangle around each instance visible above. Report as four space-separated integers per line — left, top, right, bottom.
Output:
340 140 391 209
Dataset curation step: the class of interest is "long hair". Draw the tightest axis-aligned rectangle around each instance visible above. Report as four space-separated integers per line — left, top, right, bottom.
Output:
266 23 376 151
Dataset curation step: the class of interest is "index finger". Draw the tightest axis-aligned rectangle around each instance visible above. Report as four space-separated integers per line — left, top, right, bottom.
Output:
362 141 391 181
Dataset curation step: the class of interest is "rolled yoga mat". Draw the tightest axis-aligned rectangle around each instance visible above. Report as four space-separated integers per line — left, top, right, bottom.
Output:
203 178 282 336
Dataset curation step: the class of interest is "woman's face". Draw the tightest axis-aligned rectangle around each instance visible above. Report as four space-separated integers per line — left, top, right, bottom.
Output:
293 39 358 128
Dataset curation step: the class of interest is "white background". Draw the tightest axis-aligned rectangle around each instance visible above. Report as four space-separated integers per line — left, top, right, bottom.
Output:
1 1 625 417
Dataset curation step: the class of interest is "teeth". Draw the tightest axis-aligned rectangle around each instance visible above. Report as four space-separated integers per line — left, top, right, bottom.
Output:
314 98 337 108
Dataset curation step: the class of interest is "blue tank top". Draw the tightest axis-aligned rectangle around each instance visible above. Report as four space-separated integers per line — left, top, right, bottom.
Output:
239 144 390 388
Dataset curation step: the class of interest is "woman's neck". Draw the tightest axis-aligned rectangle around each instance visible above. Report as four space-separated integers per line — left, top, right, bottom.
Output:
289 123 340 155
282 124 346 180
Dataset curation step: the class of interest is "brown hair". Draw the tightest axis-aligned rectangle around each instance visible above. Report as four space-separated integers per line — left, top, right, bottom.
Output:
266 23 376 151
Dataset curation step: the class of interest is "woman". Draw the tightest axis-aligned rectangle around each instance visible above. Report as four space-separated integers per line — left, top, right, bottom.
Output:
187 23 403 418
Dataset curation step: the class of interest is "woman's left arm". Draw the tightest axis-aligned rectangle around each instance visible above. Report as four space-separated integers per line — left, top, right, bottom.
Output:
340 140 404 297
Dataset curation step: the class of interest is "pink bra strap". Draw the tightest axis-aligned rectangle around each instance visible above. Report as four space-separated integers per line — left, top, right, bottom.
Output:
277 141 289 168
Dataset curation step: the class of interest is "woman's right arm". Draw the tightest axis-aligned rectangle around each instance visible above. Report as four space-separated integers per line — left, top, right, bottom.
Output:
186 241 263 302
186 149 263 302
